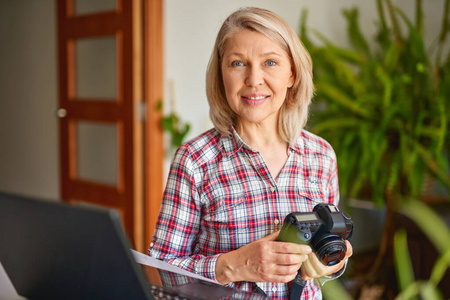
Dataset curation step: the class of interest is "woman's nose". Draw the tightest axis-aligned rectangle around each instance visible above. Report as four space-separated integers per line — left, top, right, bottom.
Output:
245 66 264 86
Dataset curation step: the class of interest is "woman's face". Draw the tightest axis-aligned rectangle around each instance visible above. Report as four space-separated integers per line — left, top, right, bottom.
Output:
221 29 294 128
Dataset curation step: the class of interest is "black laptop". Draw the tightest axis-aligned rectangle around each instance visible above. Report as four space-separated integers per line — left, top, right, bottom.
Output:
0 192 269 300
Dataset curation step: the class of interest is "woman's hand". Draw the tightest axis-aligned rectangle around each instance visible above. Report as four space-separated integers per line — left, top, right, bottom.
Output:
300 240 353 280
215 231 312 284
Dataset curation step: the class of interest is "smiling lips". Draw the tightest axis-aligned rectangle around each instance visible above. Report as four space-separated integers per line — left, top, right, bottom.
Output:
242 94 269 106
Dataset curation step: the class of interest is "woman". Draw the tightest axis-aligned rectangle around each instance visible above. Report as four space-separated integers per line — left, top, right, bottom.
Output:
149 7 352 300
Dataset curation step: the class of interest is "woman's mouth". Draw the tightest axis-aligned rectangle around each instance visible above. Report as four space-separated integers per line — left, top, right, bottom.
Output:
242 94 269 106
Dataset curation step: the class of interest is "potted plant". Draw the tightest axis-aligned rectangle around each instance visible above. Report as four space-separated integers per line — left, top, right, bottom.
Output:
299 0 449 296
321 200 450 299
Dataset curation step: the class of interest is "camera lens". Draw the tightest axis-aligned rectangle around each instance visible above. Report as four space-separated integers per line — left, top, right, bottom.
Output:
313 236 346 266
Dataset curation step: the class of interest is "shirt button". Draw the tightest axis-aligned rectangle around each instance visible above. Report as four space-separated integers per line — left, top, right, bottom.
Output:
274 219 280 225
270 186 276 192
149 242 154 248
272 287 277 293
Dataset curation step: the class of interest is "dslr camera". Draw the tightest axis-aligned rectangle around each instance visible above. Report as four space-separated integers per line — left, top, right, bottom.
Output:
277 203 353 266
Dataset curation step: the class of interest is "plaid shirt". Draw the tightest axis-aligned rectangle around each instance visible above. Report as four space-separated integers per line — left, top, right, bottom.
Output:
149 127 340 300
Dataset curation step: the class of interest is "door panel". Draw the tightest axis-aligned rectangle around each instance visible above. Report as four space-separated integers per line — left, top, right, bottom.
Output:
74 36 117 99
76 121 118 185
74 0 116 16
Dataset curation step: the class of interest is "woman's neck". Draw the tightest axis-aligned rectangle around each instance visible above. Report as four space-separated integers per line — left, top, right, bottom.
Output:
236 124 289 179
236 121 284 151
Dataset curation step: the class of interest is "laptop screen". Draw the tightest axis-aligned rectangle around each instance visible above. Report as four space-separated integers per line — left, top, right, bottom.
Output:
0 192 152 300
0 192 270 300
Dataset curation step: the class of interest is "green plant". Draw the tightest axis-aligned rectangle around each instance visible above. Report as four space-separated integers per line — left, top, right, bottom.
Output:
299 0 450 298
156 100 190 150
300 0 450 207
393 200 450 300
322 200 450 300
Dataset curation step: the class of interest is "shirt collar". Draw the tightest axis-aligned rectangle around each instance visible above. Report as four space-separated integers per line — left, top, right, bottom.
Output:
288 133 305 155
220 126 256 154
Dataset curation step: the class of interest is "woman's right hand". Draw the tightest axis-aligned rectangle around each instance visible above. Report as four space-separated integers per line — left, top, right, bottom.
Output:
215 231 312 284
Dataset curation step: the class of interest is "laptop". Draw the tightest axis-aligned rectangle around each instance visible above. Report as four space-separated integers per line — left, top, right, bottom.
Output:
0 192 269 300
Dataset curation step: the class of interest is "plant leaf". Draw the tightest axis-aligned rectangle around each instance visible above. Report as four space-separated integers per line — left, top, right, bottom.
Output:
394 229 415 293
400 200 450 254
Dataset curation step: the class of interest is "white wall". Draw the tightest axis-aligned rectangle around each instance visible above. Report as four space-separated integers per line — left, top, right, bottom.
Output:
163 0 447 142
0 0 446 199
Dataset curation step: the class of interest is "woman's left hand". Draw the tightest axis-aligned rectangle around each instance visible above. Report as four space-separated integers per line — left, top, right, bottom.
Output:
300 240 353 280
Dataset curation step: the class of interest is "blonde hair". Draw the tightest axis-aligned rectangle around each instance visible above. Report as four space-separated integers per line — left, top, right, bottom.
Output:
206 7 314 143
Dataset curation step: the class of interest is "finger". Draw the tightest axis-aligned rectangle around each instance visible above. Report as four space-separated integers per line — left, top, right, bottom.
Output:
262 230 281 241
300 254 322 280
274 241 312 255
301 251 348 280
345 240 353 258
300 261 314 281
272 263 302 277
270 252 309 266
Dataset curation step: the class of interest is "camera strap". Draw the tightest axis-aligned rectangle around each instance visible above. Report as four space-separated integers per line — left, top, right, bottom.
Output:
290 271 306 300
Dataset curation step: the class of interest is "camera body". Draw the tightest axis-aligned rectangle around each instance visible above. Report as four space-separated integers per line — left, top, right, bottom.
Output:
277 204 353 266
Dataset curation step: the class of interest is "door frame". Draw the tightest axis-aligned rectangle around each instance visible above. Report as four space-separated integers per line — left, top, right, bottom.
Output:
144 0 164 250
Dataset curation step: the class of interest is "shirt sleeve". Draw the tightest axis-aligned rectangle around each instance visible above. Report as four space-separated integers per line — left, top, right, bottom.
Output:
147 146 219 281
324 148 340 206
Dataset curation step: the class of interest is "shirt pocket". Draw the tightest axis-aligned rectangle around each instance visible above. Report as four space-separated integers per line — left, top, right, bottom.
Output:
204 180 266 231
295 185 325 212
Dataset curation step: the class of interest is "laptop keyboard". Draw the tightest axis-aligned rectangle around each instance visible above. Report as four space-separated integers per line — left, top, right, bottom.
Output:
149 283 190 300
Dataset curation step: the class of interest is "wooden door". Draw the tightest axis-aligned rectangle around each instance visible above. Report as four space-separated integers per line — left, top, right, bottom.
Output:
57 0 147 250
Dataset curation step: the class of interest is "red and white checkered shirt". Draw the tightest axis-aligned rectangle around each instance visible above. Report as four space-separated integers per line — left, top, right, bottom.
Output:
148 127 340 299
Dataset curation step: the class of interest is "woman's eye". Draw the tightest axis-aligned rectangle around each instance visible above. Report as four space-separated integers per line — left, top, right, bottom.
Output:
266 60 276 66
231 61 244 67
